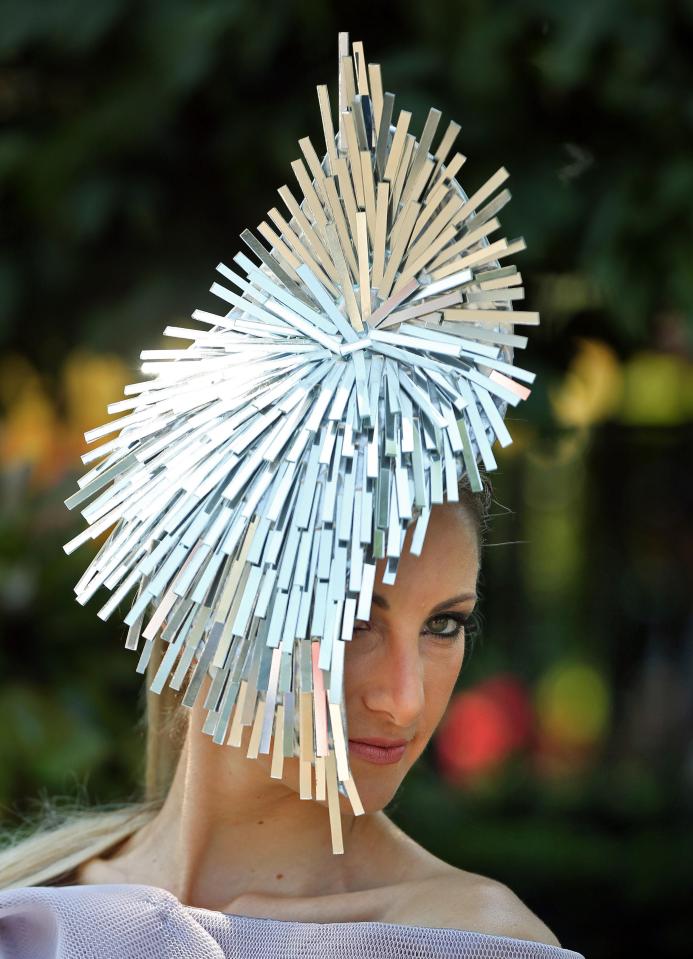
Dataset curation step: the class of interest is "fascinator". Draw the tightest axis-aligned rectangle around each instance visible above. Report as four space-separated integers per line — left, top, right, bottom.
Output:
64 33 538 854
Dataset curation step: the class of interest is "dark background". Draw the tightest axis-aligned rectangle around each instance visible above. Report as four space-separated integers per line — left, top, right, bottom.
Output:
0 2 691 956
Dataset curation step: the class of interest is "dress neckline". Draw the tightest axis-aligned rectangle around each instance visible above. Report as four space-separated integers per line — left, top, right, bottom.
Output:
60 879 578 951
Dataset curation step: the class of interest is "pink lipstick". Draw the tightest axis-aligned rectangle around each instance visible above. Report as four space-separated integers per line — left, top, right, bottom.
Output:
348 738 408 765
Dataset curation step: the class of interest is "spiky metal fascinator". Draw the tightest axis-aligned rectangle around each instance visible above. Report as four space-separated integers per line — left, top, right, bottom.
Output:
64 33 538 854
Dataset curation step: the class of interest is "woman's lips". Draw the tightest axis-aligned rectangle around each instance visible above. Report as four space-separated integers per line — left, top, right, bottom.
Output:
348 739 408 765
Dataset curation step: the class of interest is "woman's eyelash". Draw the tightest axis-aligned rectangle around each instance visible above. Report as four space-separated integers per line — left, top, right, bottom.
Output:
423 612 470 641
353 611 474 641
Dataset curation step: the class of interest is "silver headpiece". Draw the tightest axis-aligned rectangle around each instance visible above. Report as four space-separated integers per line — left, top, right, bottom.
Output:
64 34 538 853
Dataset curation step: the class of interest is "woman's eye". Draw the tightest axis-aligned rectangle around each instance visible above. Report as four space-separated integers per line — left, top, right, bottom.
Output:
351 614 470 641
424 614 467 639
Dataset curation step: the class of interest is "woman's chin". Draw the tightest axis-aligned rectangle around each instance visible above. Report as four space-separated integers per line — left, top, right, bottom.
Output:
338 771 403 816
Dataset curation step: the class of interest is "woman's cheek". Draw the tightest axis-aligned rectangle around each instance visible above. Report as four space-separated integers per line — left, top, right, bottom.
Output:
425 650 465 721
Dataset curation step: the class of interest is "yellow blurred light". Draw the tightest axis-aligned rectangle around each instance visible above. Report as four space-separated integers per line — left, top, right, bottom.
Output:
0 354 39 408
619 351 692 425
549 338 623 428
535 661 610 747
0 354 60 473
0 350 132 486
62 350 131 438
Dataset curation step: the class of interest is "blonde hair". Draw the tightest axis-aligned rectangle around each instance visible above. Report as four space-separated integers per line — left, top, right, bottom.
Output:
0 474 493 891
0 640 188 890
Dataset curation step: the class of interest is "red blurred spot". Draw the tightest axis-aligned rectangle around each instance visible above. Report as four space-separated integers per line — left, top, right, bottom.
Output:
434 674 533 783
481 675 534 749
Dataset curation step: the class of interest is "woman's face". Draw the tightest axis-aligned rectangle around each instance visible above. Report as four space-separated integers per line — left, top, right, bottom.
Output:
187 501 479 820
342 502 480 813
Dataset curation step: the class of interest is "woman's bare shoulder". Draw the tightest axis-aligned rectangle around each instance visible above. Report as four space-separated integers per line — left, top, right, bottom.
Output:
371 821 561 947
384 869 562 947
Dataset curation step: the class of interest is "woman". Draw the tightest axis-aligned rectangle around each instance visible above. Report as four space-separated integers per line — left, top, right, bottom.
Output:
0 33 586 958
0 482 585 957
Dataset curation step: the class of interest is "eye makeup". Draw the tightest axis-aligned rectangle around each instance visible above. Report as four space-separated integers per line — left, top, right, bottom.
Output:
352 608 473 642
422 611 470 641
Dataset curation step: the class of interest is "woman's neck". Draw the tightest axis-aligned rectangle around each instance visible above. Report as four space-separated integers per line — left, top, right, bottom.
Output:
84 699 395 912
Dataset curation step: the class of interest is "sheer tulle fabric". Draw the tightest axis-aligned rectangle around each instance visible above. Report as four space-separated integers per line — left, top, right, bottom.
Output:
0 883 586 958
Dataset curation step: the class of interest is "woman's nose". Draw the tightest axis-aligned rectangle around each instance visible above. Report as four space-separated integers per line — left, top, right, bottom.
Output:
362 631 425 729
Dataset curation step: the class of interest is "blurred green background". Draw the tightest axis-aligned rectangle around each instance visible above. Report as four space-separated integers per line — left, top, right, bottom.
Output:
0 2 691 956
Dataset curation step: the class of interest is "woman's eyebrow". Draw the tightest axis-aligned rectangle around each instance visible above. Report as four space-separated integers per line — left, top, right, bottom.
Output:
371 591 477 612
